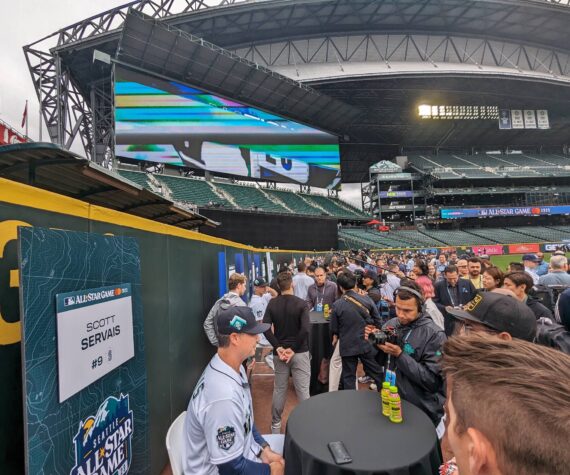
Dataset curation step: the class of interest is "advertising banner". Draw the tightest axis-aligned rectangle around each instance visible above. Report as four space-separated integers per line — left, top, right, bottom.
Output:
376 173 412 181
441 247 457 253
441 205 570 219
511 110 524 129
379 191 413 198
523 110 537 129
543 243 568 252
0 123 27 145
56 284 135 402
536 110 550 129
498 109 512 129
471 245 504 255
508 243 540 254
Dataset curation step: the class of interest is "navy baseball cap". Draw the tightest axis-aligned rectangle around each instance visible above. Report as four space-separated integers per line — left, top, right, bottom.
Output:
253 277 268 287
363 269 378 280
447 292 537 341
522 254 540 262
217 306 270 335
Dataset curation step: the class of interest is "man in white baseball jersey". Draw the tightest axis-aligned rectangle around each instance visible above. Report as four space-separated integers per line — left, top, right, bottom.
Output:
248 278 277 369
184 306 285 475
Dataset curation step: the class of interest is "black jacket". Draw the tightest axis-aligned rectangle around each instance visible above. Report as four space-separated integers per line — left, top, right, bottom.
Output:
526 295 553 320
366 285 383 304
382 314 447 425
330 290 382 357
433 278 477 309
433 279 477 335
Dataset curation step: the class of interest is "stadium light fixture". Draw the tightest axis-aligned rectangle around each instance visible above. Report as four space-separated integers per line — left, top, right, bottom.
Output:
418 105 431 117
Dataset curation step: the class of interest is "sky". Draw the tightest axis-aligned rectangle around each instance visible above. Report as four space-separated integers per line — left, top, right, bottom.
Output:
0 0 363 207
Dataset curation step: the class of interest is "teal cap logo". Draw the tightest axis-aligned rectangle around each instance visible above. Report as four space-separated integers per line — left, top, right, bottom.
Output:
230 315 247 331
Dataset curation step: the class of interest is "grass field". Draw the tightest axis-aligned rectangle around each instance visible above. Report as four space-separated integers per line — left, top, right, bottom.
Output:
490 253 558 271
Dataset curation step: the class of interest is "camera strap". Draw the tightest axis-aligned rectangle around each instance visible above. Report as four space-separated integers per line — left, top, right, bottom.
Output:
342 294 371 322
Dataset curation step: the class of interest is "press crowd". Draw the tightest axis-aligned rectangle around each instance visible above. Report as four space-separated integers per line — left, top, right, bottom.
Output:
181 248 570 475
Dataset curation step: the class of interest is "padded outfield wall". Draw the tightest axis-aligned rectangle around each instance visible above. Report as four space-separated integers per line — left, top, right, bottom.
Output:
200 208 339 250
0 178 311 474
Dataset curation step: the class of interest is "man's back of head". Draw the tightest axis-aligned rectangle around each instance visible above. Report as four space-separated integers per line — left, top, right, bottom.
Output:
277 271 293 294
337 271 356 292
442 333 570 475
549 255 567 272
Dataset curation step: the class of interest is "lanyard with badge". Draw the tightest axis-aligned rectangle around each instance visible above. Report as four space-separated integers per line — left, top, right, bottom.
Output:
446 285 457 307
385 328 413 375
316 285 325 312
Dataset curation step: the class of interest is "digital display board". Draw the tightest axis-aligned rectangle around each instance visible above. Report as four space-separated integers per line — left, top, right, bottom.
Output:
379 191 413 198
441 206 570 219
418 105 499 120
114 67 341 188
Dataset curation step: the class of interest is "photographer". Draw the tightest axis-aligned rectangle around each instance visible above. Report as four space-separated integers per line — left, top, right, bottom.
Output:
330 271 384 391
367 282 446 425
361 269 382 304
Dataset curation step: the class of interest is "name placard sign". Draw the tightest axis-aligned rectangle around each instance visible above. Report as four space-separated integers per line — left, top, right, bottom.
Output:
56 284 135 402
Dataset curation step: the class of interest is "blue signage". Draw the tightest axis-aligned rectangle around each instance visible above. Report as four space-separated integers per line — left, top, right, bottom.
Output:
441 205 570 219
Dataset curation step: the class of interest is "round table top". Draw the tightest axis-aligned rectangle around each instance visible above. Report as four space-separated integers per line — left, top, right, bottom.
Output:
310 311 329 324
285 390 439 473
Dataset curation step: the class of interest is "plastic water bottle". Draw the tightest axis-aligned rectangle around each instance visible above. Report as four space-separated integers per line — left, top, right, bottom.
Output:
381 382 391 417
389 386 403 423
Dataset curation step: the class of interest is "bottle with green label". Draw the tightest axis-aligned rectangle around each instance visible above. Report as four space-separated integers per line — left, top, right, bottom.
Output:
323 304 330 319
389 386 403 423
381 382 391 417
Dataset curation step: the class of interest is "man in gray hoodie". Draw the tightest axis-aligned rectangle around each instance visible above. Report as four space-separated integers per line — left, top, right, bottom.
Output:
204 273 247 346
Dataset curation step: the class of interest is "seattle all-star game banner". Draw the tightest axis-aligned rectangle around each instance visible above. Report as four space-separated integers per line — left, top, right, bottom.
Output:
18 227 148 474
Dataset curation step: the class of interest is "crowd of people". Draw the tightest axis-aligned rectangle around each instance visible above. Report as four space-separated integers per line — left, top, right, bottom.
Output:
182 248 570 475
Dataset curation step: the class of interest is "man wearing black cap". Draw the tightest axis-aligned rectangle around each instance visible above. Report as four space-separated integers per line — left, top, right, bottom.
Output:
446 292 538 342
362 269 382 304
184 307 285 475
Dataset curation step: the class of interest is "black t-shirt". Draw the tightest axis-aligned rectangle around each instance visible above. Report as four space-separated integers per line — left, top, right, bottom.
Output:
263 294 310 353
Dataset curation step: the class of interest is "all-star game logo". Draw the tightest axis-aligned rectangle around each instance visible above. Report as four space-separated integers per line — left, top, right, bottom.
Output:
71 394 134 475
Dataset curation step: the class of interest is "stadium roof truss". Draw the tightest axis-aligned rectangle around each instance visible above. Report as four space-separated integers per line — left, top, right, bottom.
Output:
233 34 570 85
23 0 570 164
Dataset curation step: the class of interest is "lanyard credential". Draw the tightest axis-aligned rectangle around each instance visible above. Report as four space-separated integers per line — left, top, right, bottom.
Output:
446 285 457 307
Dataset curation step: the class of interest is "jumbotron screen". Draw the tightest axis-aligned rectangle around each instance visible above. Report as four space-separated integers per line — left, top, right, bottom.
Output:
441 206 570 219
114 67 341 189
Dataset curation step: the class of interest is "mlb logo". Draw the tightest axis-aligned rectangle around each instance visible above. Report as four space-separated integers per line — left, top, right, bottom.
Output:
64 296 75 307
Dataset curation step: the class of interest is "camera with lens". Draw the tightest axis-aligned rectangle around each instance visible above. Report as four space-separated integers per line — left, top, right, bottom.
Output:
368 326 402 346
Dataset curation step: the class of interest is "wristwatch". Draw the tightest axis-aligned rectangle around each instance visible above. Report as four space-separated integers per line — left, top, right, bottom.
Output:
256 442 270 457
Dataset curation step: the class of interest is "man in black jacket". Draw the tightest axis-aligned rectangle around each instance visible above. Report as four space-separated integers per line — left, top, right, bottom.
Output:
503 271 553 320
433 265 477 335
330 271 384 390
368 282 446 425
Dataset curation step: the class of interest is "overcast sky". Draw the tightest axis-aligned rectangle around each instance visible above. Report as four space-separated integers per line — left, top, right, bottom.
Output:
0 0 363 207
